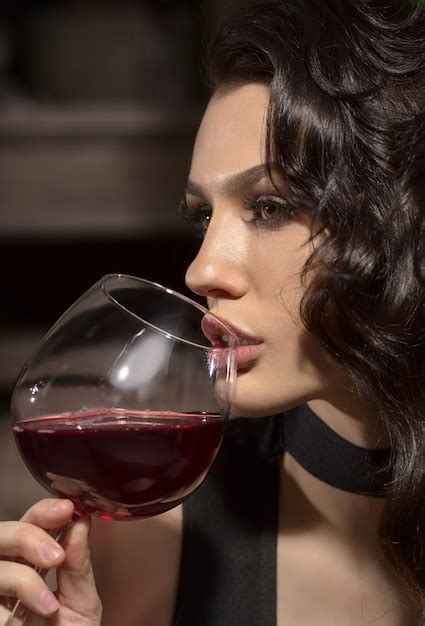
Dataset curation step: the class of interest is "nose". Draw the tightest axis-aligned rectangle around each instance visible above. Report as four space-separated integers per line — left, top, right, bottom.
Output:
185 218 249 301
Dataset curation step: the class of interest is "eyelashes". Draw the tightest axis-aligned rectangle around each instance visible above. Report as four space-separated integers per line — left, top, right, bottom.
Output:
179 200 212 238
245 195 296 228
179 194 296 237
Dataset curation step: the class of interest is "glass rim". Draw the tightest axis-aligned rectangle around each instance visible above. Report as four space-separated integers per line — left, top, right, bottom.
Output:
101 273 239 351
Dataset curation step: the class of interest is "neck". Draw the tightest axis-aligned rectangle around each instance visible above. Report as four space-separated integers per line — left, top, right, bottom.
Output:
281 452 386 547
307 395 389 448
281 398 388 552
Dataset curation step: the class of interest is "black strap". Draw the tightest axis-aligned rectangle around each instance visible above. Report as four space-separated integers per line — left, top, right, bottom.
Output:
173 418 280 626
281 404 391 496
173 406 392 625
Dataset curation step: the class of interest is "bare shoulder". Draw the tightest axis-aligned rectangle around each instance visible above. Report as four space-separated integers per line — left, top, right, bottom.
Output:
90 506 183 626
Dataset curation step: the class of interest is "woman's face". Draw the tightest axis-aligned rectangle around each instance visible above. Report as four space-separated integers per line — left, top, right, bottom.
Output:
184 83 344 417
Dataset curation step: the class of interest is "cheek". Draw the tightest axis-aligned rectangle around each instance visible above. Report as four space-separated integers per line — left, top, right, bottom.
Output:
232 257 340 416
250 222 311 296
231 331 336 417
253 241 307 339
228 223 339 416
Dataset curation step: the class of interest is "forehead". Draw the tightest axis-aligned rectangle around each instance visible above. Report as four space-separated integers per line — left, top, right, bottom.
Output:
190 83 270 185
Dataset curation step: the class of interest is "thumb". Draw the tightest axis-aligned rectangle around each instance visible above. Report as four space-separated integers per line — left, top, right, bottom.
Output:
56 516 102 622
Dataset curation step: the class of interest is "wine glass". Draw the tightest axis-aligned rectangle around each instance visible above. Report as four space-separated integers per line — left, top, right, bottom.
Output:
7 274 238 624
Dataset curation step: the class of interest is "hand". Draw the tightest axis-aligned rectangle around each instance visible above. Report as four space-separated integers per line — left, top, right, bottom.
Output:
0 499 102 625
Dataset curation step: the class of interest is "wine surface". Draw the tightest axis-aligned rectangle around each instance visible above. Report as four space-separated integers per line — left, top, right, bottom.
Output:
13 409 224 520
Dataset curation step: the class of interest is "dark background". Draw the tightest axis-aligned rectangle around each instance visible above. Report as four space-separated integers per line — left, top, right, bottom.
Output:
0 0 248 400
0 0 248 521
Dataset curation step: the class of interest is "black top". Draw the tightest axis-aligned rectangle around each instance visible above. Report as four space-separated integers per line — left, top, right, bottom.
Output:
172 404 391 626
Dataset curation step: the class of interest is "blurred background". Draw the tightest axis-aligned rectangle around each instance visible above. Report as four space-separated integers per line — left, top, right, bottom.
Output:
0 0 247 520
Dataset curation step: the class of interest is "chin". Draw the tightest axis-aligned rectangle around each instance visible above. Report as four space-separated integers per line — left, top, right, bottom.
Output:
225 360 327 418
230 404 277 419
228 386 309 419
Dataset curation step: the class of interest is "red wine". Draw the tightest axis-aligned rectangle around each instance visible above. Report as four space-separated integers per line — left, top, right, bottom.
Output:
13 409 224 520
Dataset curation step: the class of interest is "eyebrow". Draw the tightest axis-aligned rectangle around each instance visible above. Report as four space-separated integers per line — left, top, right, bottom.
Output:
185 163 280 198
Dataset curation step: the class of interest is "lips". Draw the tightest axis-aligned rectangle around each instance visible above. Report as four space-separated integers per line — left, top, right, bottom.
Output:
201 314 264 371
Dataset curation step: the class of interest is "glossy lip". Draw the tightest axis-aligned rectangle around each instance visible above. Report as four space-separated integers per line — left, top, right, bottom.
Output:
202 314 264 371
201 314 261 347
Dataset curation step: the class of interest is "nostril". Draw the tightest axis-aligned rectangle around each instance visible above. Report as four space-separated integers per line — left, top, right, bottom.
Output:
205 288 236 299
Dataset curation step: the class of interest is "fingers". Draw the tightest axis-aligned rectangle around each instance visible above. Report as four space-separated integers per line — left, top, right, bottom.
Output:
56 516 102 621
0 501 101 624
20 499 74 530
0 499 73 623
0 562 59 619
0 522 64 570
0 499 71 571
0 604 25 626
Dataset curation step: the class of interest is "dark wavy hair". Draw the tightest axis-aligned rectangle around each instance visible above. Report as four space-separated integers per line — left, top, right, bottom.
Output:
206 0 425 610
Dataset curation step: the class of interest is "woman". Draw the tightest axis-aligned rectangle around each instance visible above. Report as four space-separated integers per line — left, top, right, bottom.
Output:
0 0 424 624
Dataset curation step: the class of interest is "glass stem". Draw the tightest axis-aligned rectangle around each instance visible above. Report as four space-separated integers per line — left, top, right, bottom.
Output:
5 513 78 626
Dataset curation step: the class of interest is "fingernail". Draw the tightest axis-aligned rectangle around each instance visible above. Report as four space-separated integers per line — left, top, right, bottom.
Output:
40 540 63 562
49 500 66 512
39 589 60 613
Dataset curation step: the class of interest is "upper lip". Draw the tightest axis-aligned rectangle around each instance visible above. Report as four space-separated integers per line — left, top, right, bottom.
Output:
201 314 263 347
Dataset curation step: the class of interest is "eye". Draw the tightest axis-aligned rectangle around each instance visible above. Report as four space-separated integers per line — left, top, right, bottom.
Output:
179 199 212 238
248 195 294 227
257 200 282 221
